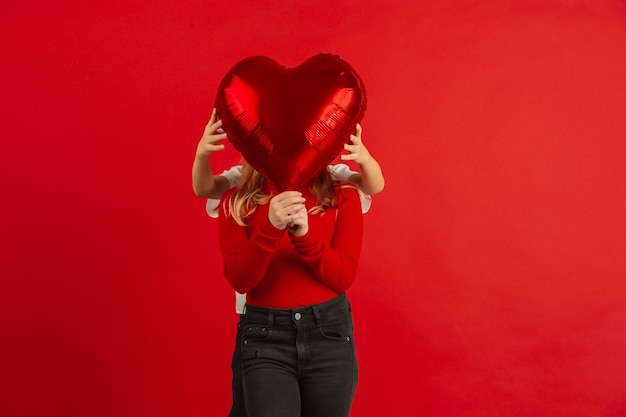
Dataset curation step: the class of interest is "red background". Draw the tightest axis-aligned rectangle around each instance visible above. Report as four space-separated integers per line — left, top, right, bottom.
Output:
2 1 626 416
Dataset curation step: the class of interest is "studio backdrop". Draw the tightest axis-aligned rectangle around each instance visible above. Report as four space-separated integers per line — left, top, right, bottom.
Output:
2 0 626 416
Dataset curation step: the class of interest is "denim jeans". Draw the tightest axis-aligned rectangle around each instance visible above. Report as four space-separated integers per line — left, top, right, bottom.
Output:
229 319 246 417
239 293 358 417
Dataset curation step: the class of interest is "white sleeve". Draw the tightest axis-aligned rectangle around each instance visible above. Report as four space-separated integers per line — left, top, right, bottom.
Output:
235 292 247 314
205 165 243 218
328 163 353 181
328 164 372 214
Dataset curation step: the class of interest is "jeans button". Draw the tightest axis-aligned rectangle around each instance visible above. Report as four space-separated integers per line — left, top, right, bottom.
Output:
294 312 302 321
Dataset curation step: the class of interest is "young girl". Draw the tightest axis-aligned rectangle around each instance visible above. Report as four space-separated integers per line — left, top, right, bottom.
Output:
218 159 363 417
193 109 384 417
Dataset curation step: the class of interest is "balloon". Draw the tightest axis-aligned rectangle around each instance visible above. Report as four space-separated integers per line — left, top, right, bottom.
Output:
214 53 367 191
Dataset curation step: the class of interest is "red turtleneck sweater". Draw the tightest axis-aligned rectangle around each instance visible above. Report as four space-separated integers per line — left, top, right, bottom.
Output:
217 185 363 308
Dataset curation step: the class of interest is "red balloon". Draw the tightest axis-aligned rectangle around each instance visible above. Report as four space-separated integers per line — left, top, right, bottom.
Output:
214 54 367 191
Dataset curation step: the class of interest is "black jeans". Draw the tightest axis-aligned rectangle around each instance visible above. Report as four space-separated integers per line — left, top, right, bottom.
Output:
229 319 246 417
238 293 358 417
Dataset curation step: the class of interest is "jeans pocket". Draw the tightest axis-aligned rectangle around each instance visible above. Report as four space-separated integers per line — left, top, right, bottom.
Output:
319 320 353 342
242 325 271 344
241 325 274 370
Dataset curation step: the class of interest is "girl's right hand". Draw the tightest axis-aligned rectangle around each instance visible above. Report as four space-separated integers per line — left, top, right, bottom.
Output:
196 108 227 158
268 191 306 230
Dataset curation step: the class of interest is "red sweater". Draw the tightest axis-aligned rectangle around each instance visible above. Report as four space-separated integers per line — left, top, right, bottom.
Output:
218 184 363 308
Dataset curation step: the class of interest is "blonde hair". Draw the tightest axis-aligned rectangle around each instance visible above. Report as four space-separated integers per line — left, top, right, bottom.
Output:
225 162 340 226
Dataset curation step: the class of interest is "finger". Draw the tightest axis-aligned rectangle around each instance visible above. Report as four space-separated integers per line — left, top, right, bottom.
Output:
344 143 357 153
276 199 306 215
341 153 356 161
280 198 306 212
287 207 301 216
349 134 361 145
287 209 306 225
275 208 298 225
204 118 221 135
210 119 223 132
216 128 225 134
207 133 228 143
209 108 217 125
275 194 303 206
271 196 304 216
205 143 226 152
274 191 303 202
205 137 227 148
290 203 306 215
355 123 362 137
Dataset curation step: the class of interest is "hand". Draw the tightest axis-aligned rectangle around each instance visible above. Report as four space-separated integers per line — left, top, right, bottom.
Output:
196 108 227 158
268 191 307 231
341 123 371 165
286 204 309 237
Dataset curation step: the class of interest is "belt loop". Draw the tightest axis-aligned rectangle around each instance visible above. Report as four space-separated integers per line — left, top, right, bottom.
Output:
312 305 321 324
267 309 274 327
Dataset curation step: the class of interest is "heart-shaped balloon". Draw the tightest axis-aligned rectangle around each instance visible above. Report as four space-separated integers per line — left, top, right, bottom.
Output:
214 53 367 191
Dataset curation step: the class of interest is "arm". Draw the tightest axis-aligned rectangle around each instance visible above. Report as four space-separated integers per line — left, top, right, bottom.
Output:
192 109 230 198
218 191 306 294
205 165 243 218
218 202 284 294
289 187 363 292
341 123 385 195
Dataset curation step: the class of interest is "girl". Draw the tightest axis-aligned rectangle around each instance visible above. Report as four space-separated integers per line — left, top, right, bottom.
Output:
193 109 384 416
217 161 363 417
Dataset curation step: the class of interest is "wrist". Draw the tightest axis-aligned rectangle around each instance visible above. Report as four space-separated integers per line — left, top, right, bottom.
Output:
261 215 288 236
356 153 372 166
288 225 309 237
267 214 287 231
195 150 213 162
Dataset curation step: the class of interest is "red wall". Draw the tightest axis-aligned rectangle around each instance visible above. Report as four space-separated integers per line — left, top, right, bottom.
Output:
2 1 626 416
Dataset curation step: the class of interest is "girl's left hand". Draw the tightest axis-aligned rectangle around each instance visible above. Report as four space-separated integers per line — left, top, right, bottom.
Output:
287 205 309 237
341 123 371 165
